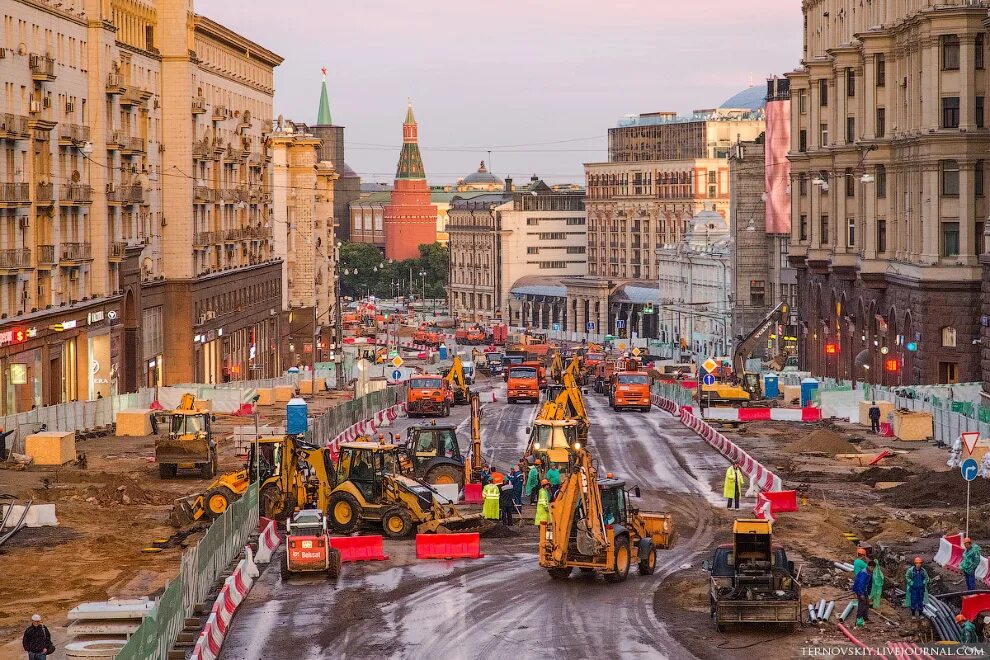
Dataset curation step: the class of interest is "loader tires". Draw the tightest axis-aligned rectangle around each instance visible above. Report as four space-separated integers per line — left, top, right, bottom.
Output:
381 506 414 538
205 486 237 519
280 556 291 583
328 492 362 533
547 567 573 580
200 455 218 479
261 484 295 521
426 464 464 489
604 534 631 583
327 548 342 579
638 539 657 575
159 463 177 479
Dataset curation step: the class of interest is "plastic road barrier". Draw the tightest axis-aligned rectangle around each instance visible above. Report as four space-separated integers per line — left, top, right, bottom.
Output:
415 533 484 560
462 483 483 504
254 519 281 565
330 535 390 562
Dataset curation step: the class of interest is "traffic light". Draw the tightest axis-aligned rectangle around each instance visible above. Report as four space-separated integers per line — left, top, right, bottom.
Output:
824 342 839 355
884 358 900 373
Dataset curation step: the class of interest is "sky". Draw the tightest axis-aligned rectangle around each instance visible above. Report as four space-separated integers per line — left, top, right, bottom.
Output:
203 0 803 186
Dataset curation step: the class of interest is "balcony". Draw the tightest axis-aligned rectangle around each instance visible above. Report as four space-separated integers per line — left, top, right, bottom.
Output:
194 230 220 247
192 96 207 114
106 130 123 151
106 73 124 95
223 227 247 242
37 245 55 268
194 186 217 204
0 183 30 206
0 248 32 273
212 105 230 122
109 241 127 262
121 136 146 155
247 225 272 241
126 184 144 204
107 184 127 204
221 188 239 203
60 242 93 264
225 145 243 161
247 152 263 168
119 85 152 108
35 182 54 203
192 140 210 161
58 123 90 146
60 184 93 204
0 113 30 140
29 54 56 82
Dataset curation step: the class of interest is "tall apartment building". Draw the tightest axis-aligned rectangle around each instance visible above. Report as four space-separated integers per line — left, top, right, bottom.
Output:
584 89 766 283
788 0 989 385
268 120 337 370
447 176 587 324
0 0 282 412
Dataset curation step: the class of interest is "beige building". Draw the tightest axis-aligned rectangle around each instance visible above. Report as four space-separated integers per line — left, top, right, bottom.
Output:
447 176 587 323
788 0 989 385
268 122 338 369
0 0 282 410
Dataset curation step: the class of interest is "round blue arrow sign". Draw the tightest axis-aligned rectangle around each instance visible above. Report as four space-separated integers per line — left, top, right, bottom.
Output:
391 369 403 381
961 457 980 482
702 374 716 386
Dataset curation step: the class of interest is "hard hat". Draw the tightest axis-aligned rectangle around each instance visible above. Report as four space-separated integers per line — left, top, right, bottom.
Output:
956 614 967 623
606 472 614 479
914 556 923 564
31 614 41 622
857 548 867 557
964 537 972 544
541 479 550 486
535 458 542 465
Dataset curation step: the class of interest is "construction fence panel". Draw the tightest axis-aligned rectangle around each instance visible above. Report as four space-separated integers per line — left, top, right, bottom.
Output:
114 573 184 660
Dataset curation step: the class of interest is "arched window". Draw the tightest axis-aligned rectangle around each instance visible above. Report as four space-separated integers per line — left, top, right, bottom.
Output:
942 326 957 348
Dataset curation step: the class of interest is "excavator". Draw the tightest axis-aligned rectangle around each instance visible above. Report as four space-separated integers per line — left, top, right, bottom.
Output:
538 447 674 581
526 370 590 471
154 393 218 479
398 391 486 487
441 355 471 405
732 302 787 400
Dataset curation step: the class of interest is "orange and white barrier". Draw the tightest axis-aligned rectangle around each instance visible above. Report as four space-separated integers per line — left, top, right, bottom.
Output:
703 407 822 422
326 403 407 461
254 519 281 565
190 546 259 660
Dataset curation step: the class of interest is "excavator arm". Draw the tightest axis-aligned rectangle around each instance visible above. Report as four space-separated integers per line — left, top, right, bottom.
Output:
548 352 565 382
732 302 785 375
444 356 471 403
465 391 484 483
546 449 608 564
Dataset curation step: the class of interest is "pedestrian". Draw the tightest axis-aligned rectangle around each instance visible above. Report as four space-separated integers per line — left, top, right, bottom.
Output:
903 557 930 620
869 559 885 610
22 614 54 660
508 465 524 508
957 614 979 643
723 461 745 510
961 537 983 591
546 464 562 498
499 479 515 526
482 478 501 521
868 401 881 434
853 560 873 627
853 547 868 575
534 479 551 526
525 459 541 505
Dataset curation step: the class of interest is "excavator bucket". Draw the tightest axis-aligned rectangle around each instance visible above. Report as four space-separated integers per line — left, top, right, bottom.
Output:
169 493 204 527
420 513 495 536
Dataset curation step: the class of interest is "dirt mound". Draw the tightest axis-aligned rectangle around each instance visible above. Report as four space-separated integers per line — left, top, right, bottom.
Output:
854 467 915 485
869 518 922 543
884 470 990 507
786 429 857 455
483 522 520 538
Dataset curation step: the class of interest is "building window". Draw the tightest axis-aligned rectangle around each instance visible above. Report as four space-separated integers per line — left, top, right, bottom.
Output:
876 54 886 87
942 97 960 128
846 68 855 97
819 78 828 106
941 220 960 257
799 129 808 152
565 217 586 225
527 247 539 254
978 96 985 129
876 164 887 198
942 326 957 348
978 160 985 197
707 170 716 184
876 107 886 138
799 173 808 196
941 160 960 197
978 34 986 70
799 90 807 114
847 217 856 246
566 246 586 254
527 218 539 226
846 117 856 143
943 35 960 70
820 214 829 243
800 214 808 241
877 218 887 253
820 123 829 146
750 280 765 306
845 168 855 198
538 232 566 240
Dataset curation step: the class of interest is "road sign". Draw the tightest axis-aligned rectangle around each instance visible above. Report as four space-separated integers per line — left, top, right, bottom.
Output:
616 320 626 329
961 458 980 482
702 374 716 386
586 322 596 331
962 432 980 455
388 349 398 359
391 356 404 368
391 369 403 381
632 348 641 357
552 323 560 331
702 358 718 374
618 342 626 350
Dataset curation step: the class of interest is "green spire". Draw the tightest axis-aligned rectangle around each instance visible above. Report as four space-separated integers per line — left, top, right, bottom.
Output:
316 68 332 125
396 100 425 180
404 100 416 125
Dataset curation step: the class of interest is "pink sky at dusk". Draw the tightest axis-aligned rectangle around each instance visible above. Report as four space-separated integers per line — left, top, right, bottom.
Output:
201 0 802 185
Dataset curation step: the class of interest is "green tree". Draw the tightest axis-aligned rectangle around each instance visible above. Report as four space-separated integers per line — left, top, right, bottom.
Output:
337 242 448 300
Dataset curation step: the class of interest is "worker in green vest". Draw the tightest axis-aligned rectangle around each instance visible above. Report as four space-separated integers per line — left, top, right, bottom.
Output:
482 478 501 521
534 479 551 526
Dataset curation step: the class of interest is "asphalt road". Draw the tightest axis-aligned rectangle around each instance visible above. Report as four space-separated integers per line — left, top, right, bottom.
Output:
219 373 730 660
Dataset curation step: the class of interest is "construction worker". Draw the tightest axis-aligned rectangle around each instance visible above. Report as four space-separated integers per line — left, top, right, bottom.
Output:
534 479 551 526
961 537 983 591
903 557 930 620
853 559 874 627
499 478 515 527
482 479 501 521
869 559 885 610
723 461 745 510
868 402 881 434
957 614 979 643
546 464 562 498
525 459 541 504
853 547 868 575
507 465 524 507
22 614 54 660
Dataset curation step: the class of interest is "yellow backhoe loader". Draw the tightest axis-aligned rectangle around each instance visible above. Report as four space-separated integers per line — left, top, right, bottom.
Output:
154 393 218 479
539 448 673 581
441 355 471 405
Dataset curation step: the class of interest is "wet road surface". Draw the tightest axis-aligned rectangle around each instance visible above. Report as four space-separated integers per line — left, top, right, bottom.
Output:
220 375 730 659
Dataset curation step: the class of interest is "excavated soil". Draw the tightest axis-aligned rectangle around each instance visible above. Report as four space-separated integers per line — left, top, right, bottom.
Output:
786 429 858 455
853 466 916 485
884 470 990 507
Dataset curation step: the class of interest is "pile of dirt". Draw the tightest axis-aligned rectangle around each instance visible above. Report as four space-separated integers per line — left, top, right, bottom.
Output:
884 470 990 507
868 518 922 543
483 522 520 538
853 466 915 485
786 429 858 455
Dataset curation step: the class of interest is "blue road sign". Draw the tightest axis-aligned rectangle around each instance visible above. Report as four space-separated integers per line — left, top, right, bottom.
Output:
702 374 716 386
616 320 626 329
961 457 980 482
586 322 596 331
391 369 403 381
552 323 560 331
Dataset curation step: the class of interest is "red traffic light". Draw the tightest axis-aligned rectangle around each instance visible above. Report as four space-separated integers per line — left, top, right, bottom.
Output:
824 342 839 355
884 358 900 372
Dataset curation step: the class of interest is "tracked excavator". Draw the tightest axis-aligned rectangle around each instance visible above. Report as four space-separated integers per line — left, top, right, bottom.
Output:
731 302 788 400
441 355 471 405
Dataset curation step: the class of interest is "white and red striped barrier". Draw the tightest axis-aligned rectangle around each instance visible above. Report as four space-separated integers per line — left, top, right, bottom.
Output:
190 547 259 660
933 533 990 587
650 393 680 415
326 403 408 460
703 407 822 422
254 519 281 565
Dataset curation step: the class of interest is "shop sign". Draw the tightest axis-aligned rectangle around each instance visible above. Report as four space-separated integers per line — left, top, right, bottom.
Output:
50 320 77 331
9 363 26 384
106 310 119 324
26 327 37 338
0 328 28 347
88 311 104 324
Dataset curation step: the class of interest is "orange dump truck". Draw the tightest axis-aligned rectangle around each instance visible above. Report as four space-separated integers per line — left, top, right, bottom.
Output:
610 371 652 412
406 375 451 417
507 364 540 404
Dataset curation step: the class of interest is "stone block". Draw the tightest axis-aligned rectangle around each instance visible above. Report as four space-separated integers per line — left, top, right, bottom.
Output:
115 409 154 437
25 431 75 465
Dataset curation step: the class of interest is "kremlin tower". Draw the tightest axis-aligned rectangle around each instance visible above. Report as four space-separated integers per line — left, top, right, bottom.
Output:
383 102 437 260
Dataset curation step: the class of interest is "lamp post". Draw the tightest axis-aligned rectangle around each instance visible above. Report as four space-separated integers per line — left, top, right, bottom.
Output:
419 269 427 310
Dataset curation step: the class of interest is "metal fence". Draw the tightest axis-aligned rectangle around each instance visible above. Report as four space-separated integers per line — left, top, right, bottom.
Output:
869 387 988 445
305 386 406 445
651 381 694 407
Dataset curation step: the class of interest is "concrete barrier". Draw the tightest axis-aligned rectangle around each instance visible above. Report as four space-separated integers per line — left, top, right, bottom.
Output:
2 503 58 528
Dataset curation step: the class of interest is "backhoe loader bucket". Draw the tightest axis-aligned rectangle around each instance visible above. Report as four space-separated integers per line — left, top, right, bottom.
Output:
169 494 204 527
419 513 494 536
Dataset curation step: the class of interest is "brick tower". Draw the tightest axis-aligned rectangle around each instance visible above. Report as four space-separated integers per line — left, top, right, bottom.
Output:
384 102 437 260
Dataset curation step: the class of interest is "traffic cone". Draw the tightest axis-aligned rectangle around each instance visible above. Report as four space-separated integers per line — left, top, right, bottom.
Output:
492 391 498 403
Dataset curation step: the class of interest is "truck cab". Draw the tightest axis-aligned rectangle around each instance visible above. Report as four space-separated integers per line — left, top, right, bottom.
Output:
507 364 540 403
610 371 652 412
402 424 466 487
406 375 451 417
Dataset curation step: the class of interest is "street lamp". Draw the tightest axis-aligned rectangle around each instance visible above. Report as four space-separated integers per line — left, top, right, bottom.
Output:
419 269 427 307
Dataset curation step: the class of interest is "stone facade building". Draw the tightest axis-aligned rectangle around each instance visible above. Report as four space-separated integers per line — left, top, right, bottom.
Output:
383 103 436 260
0 0 283 411
788 0 989 385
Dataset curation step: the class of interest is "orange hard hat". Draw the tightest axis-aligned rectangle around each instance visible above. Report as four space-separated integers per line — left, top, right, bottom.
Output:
857 548 867 557
914 557 923 564
492 474 504 484
964 537 973 544
541 479 550 486
956 614 967 623
535 458 542 465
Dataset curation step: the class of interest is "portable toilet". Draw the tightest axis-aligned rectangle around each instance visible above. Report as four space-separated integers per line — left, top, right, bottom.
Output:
439 345 448 361
286 397 308 435
763 373 780 399
800 378 819 407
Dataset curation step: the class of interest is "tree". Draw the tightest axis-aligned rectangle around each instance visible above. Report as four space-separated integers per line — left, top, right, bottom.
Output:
337 242 449 300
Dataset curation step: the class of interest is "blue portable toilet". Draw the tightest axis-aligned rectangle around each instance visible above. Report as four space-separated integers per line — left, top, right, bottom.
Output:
800 378 819 407
286 397 308 435
763 373 780 399
439 345 448 360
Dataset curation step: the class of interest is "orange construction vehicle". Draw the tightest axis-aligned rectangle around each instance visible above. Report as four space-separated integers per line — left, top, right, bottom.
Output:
406 374 452 417
507 363 540 403
609 371 653 412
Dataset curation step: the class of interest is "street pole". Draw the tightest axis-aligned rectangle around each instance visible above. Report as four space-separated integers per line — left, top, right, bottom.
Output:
311 302 317 396
335 263 344 389
966 479 971 539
